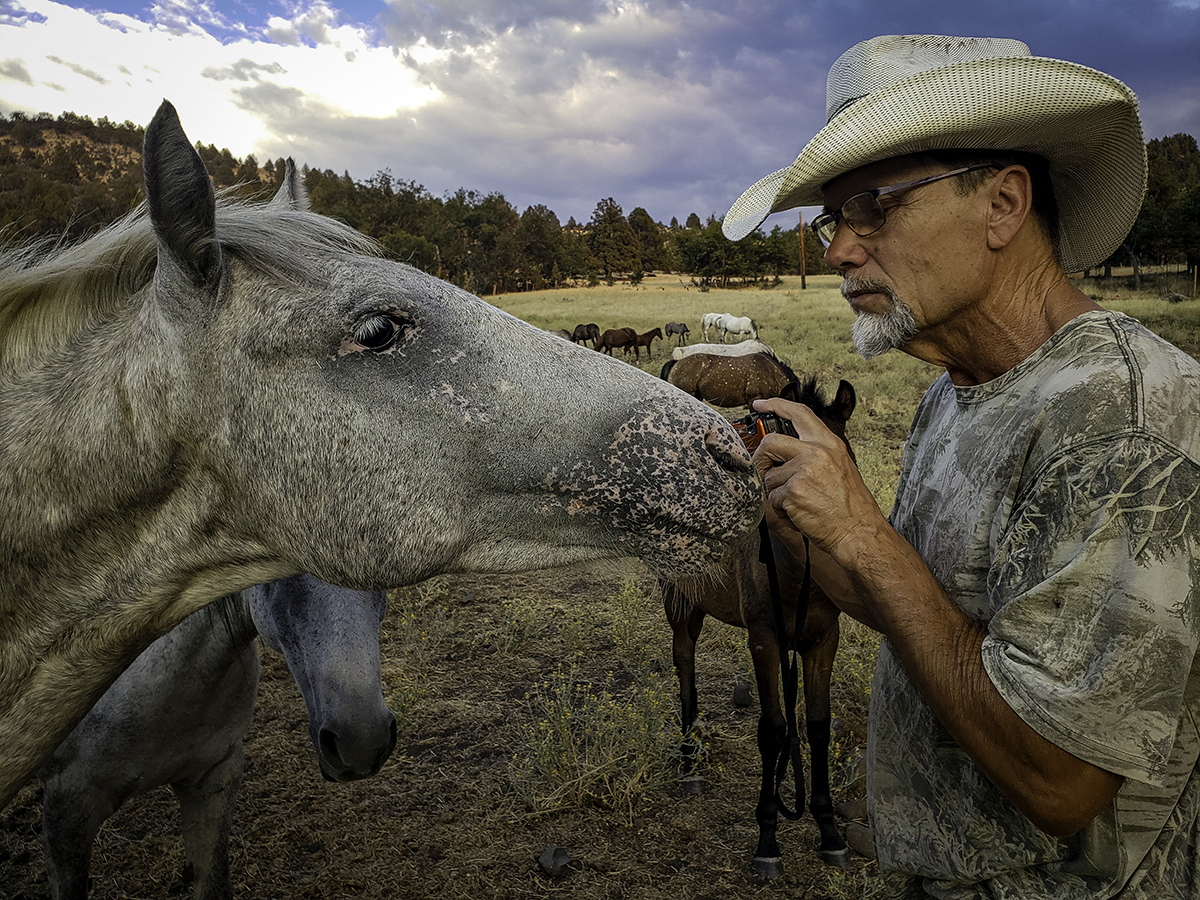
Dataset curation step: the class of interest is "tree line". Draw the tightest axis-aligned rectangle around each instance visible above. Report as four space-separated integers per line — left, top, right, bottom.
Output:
1 110 1197 293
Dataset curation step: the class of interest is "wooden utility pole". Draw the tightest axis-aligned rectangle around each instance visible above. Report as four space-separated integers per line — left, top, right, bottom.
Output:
799 211 807 290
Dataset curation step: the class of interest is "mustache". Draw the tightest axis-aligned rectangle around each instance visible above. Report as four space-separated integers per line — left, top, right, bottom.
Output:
840 276 898 303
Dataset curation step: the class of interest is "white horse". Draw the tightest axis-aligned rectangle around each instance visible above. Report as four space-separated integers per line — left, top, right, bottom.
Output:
701 312 730 342
716 314 758 342
0 101 764 806
671 340 778 361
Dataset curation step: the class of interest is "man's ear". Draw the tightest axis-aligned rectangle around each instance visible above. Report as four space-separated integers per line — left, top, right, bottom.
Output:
986 165 1034 251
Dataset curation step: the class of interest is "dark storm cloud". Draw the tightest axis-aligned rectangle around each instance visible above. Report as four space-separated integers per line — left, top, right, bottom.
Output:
231 0 1194 226
23 0 1186 232
329 0 839 223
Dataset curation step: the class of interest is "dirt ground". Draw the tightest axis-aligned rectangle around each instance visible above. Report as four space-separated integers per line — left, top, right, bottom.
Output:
0 559 879 900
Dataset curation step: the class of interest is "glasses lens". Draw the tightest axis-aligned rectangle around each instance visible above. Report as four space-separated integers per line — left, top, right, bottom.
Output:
842 192 885 237
811 213 837 246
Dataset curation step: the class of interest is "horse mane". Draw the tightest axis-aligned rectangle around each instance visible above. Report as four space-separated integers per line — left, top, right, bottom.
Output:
0 189 381 368
784 373 830 414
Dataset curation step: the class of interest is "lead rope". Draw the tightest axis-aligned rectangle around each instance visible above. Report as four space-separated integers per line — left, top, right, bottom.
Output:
757 517 810 821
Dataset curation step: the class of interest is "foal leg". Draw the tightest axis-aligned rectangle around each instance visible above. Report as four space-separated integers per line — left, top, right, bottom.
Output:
41 778 116 900
173 742 245 900
748 628 788 879
802 608 849 867
663 583 706 793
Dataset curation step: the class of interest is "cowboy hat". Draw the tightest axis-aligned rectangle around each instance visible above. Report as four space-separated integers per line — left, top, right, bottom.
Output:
722 34 1146 273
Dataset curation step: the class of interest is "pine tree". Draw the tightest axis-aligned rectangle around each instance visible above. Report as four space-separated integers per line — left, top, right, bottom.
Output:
587 197 639 284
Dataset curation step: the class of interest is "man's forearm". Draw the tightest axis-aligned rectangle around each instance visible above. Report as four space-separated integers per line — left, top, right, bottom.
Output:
834 521 1124 837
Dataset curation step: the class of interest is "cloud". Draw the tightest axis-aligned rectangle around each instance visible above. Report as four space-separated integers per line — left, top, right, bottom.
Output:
201 58 287 82
266 0 341 46
149 0 249 38
0 0 1196 231
46 55 110 84
0 58 34 85
0 3 45 26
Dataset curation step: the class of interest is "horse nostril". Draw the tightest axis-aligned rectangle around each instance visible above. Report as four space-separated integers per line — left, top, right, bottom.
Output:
319 727 341 766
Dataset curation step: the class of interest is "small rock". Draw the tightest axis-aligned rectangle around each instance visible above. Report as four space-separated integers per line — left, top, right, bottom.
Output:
844 822 876 860
835 798 868 821
732 681 753 707
538 845 572 878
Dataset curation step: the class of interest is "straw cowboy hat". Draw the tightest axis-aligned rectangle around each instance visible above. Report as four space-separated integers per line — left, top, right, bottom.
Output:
722 34 1146 274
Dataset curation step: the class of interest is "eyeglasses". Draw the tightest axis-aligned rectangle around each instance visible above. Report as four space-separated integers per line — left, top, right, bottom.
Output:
810 164 998 247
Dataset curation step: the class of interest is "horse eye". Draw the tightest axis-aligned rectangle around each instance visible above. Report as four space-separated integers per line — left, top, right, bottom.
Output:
353 314 403 351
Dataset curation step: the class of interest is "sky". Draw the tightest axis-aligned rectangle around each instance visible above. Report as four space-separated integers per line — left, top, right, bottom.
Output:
1 0 1199 231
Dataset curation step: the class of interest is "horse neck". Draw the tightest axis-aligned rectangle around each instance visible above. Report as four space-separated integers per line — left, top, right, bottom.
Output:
1 293 281 616
170 592 260 661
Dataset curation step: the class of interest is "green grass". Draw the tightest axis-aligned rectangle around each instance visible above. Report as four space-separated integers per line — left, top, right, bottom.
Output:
508 579 685 822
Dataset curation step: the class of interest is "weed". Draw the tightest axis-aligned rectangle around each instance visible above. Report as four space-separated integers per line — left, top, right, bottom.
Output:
494 596 545 652
510 665 684 823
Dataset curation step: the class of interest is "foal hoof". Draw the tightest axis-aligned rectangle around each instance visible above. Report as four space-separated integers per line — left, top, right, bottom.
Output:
680 774 704 795
754 856 784 880
820 846 851 868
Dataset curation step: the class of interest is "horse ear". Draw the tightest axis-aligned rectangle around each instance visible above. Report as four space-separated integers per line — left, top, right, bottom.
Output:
269 158 310 211
143 100 221 292
833 379 857 423
779 379 801 403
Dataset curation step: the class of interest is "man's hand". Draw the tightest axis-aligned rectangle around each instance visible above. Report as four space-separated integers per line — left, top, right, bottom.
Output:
750 396 887 568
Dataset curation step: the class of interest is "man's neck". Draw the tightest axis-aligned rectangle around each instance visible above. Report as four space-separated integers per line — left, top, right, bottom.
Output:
905 254 1100 387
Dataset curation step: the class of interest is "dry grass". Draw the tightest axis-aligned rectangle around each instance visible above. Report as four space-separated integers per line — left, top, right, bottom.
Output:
1 562 882 899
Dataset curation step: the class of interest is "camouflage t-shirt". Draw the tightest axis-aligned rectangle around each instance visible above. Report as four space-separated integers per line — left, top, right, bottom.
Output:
871 310 1200 898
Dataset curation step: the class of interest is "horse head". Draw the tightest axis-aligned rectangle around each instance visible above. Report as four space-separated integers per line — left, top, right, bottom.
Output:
0 100 765 803
249 575 396 782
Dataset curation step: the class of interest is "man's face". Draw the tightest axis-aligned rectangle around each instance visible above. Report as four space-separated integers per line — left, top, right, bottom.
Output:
818 154 990 360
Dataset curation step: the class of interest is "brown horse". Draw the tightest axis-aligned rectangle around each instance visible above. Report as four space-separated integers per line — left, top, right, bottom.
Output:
635 327 663 358
661 376 857 877
596 327 638 357
660 351 799 407
571 323 600 347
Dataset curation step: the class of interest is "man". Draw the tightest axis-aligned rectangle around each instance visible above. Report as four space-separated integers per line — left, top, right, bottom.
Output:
723 35 1200 897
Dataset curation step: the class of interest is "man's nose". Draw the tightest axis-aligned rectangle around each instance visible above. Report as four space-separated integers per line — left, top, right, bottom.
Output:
822 221 868 272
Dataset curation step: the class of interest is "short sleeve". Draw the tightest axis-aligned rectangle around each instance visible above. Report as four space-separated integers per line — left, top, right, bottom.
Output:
981 434 1200 786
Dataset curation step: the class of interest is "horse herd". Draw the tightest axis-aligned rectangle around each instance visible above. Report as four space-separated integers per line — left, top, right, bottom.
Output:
550 310 759 363
0 100 865 895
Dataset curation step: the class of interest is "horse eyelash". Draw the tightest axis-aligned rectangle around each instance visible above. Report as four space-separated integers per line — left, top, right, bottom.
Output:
353 314 406 350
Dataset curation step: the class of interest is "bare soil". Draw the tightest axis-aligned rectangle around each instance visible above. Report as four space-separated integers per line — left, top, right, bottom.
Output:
1 559 877 900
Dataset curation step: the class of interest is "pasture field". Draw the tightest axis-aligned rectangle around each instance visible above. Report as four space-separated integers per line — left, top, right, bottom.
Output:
2 279 1197 899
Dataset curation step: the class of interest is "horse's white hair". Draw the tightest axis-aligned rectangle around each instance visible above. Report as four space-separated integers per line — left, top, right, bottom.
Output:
0 191 380 368
671 340 778 361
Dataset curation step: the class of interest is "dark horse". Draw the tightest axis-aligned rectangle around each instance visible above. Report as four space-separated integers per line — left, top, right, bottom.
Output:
665 322 690 346
635 327 663 358
596 326 638 357
571 323 600 347
661 376 857 877
660 351 800 407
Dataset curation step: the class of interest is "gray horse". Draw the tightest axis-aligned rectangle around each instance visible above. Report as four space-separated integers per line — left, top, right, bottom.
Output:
0 100 763 806
39 574 393 900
